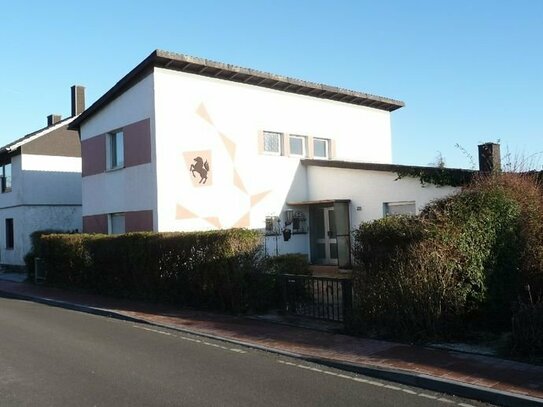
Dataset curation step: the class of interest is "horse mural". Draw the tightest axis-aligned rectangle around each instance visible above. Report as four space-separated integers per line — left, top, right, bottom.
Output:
190 156 210 184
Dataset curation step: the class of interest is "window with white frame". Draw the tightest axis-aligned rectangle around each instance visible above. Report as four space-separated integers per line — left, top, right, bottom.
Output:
1 162 11 193
289 135 306 157
263 131 282 155
384 201 416 216
108 130 124 169
108 213 125 235
313 138 329 159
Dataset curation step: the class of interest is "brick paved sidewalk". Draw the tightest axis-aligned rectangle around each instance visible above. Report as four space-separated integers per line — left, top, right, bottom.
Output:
0 279 541 404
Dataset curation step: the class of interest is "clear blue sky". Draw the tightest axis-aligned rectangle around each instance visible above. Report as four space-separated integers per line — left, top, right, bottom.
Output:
1 0 542 169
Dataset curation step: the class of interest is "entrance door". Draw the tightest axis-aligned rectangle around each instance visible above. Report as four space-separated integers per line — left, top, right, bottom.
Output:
315 207 338 265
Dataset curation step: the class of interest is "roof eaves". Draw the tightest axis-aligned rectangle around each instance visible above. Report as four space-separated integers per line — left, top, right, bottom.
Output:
70 50 405 130
69 51 158 130
302 159 474 176
152 50 405 111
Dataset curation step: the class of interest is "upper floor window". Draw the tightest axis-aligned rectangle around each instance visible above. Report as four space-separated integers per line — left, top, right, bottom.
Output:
1 162 12 193
108 130 124 170
263 131 282 155
289 135 306 157
313 138 329 159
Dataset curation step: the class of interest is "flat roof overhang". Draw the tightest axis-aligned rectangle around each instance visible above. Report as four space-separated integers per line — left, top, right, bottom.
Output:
152 51 405 112
287 199 351 206
70 50 404 130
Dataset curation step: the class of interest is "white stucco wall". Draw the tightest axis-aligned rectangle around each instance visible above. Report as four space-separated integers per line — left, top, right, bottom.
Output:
153 68 392 233
79 74 157 221
0 205 82 266
20 155 81 205
79 75 156 142
82 164 155 216
306 166 459 230
0 153 82 266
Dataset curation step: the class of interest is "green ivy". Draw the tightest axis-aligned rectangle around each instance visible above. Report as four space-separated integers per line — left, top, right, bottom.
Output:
395 166 474 187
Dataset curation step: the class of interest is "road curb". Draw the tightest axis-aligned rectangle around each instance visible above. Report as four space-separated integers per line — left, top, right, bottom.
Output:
1 289 541 407
0 290 146 325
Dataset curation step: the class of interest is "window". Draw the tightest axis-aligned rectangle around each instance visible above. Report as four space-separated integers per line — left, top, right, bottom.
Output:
313 138 329 159
108 213 125 235
263 131 282 155
108 130 124 169
289 135 306 157
5 218 13 249
384 201 416 216
1 162 11 193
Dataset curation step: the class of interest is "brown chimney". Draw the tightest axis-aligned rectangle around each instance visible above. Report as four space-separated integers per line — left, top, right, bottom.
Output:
47 114 62 126
478 143 501 173
71 85 85 116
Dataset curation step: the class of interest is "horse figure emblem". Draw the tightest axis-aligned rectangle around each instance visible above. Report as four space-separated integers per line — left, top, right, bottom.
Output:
190 156 209 184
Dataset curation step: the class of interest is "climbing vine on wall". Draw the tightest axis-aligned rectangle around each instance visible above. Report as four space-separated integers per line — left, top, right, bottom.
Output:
395 166 474 187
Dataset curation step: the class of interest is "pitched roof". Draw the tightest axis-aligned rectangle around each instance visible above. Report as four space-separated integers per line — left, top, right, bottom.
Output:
0 116 76 154
70 50 405 130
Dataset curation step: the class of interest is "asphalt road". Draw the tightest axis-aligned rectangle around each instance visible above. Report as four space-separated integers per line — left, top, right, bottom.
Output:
0 297 491 406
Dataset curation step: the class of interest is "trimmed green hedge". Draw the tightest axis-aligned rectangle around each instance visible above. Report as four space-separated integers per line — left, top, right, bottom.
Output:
37 229 278 313
24 229 69 280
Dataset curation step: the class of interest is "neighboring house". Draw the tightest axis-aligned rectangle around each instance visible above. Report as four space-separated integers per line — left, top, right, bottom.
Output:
0 86 84 266
70 50 468 268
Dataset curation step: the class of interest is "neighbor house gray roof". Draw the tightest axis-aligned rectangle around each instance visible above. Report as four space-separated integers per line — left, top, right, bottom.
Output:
70 50 405 130
0 116 76 154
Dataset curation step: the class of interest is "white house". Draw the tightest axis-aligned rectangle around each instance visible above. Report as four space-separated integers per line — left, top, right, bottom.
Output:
70 50 468 268
0 86 84 266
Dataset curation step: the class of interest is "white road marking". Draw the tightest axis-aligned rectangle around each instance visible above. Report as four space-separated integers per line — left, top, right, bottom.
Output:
132 325 246 354
179 336 199 342
136 326 172 336
297 364 312 370
366 380 384 387
276 359 479 406
419 393 438 399
401 389 417 395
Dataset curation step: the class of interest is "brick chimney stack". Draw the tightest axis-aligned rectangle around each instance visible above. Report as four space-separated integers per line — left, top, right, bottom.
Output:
71 85 85 116
47 114 62 126
478 143 501 173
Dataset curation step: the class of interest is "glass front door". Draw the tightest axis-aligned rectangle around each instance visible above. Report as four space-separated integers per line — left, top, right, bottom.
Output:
315 207 338 265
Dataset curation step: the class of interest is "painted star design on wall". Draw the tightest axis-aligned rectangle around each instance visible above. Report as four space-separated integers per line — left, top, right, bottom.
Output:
176 102 272 228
